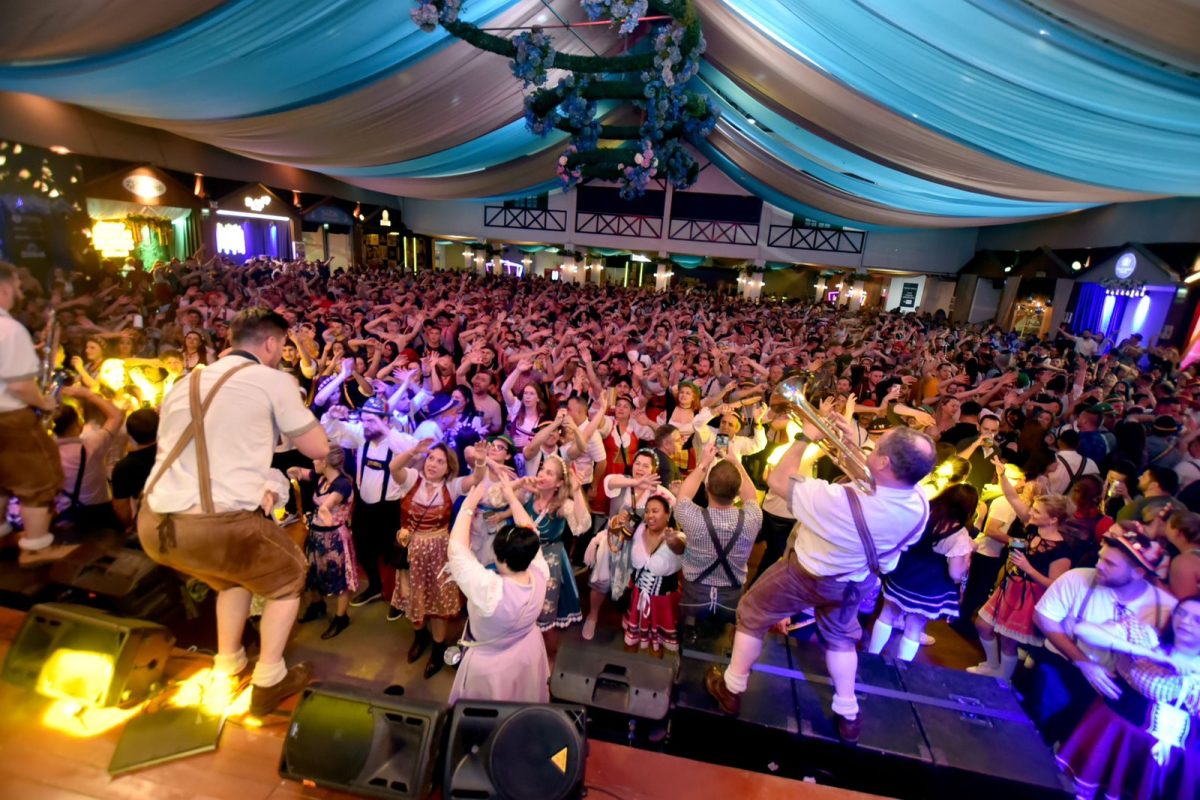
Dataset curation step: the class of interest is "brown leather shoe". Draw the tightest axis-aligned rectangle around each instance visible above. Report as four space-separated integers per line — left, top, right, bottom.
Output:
248 662 312 717
704 666 741 716
836 712 863 744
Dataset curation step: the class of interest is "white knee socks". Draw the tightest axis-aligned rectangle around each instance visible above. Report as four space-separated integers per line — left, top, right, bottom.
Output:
999 653 1019 680
723 667 749 694
252 659 287 688
867 621 893 655
896 635 921 662
213 647 247 677
980 636 1000 670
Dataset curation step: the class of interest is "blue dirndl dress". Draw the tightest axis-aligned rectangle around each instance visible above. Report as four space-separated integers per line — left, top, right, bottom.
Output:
525 497 582 630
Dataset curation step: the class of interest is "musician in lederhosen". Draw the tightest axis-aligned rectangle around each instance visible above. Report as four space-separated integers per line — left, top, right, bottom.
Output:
0 262 73 565
705 424 935 744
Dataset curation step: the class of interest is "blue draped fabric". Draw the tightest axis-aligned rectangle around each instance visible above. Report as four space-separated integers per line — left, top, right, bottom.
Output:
1071 283 1107 335
697 65 1096 218
717 0 1200 193
1103 295 1130 343
0 0 1195 217
0 0 520 120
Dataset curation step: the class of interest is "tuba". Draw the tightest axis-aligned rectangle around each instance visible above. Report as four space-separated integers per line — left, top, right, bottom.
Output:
771 375 876 495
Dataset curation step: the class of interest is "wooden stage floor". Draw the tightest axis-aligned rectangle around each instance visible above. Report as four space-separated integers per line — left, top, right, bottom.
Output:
0 607 889 800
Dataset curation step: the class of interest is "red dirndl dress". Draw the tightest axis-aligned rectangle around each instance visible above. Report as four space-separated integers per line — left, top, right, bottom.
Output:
621 527 683 654
977 536 1073 646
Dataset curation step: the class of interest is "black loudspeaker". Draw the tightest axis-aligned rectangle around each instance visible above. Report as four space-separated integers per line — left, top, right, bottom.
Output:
50 545 179 619
444 701 587 800
550 638 674 720
1 602 174 707
280 683 446 799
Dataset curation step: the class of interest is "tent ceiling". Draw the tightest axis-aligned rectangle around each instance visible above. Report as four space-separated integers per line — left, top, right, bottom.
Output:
1 0 1197 229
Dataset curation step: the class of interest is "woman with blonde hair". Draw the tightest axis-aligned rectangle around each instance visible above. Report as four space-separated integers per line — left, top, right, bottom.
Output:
972 459 1082 678
511 454 592 636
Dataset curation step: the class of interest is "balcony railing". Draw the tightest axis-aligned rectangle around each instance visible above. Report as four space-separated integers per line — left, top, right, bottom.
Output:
483 205 567 233
767 224 866 254
668 218 758 246
575 212 663 239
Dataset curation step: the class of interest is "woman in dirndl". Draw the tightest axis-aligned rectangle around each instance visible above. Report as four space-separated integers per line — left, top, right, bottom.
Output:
1058 595 1200 800
288 446 358 640
622 494 686 657
388 440 481 678
867 483 977 662
973 485 1079 680
582 449 675 639
515 455 591 646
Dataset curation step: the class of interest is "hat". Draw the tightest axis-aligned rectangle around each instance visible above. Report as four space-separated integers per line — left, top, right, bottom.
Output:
866 416 890 433
1152 415 1179 436
486 433 515 452
361 396 388 417
1089 402 1114 414
1103 530 1166 575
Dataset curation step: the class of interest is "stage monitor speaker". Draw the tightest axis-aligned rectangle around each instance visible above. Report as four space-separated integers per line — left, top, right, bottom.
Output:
551 638 673 720
1 602 174 707
444 701 587 800
280 683 446 799
49 545 179 619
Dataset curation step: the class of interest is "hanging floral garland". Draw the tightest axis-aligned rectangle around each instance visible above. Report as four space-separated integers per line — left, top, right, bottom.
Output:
411 0 716 199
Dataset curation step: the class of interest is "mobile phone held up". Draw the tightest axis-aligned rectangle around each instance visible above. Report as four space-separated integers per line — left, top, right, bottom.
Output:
715 433 730 453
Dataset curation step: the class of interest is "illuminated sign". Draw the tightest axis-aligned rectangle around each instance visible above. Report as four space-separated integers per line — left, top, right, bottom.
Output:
244 195 272 212
1115 252 1137 279
122 174 166 199
217 222 247 255
91 221 134 258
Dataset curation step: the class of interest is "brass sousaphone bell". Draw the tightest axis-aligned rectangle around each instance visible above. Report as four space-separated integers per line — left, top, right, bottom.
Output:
771 376 876 495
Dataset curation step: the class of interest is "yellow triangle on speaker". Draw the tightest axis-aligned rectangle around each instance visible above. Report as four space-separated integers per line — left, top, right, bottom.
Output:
550 747 568 773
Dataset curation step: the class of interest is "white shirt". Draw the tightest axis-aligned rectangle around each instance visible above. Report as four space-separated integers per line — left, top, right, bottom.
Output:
1046 451 1100 495
1175 457 1200 490
975 495 1016 558
146 355 319 514
1035 568 1177 670
393 467 468 504
788 478 929 582
58 427 115 505
569 429 606 485
323 417 416 504
694 423 766 463
0 308 38 413
448 538 549 617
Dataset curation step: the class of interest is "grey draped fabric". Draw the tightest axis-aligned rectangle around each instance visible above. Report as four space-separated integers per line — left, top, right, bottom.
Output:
1027 0 1200 73
0 0 226 62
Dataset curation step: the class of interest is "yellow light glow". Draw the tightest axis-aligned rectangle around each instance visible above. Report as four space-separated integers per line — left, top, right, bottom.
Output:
37 649 115 706
128 369 162 407
42 698 143 738
92 220 134 258
168 668 252 718
98 358 128 392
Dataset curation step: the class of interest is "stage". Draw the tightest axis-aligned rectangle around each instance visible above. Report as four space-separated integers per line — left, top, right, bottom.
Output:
0 607 886 800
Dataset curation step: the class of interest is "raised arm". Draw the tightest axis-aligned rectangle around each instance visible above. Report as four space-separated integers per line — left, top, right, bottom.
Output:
991 456 1032 521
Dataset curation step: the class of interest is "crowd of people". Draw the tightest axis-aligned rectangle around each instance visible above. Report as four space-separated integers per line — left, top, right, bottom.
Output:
2 252 1199 799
